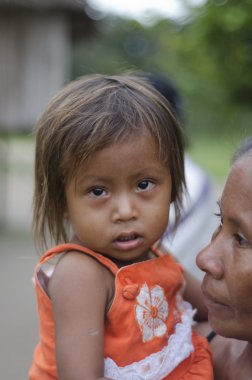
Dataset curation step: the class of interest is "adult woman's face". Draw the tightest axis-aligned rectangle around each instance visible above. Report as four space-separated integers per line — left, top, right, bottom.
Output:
197 155 252 342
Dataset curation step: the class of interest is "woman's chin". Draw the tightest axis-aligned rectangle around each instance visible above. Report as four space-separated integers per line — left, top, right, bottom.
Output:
208 315 246 340
208 314 232 338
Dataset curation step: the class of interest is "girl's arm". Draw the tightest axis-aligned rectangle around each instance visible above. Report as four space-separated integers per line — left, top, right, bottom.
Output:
48 251 114 380
183 270 208 321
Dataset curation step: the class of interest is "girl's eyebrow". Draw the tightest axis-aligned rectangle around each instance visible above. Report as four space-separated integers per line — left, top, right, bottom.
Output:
129 167 167 179
77 166 167 183
76 175 110 185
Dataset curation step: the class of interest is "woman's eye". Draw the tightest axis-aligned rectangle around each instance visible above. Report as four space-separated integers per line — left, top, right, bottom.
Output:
137 180 154 191
214 212 223 226
89 187 106 197
211 211 223 242
234 233 248 248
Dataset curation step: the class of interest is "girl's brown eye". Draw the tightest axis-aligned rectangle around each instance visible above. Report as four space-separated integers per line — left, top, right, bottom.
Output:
138 180 149 190
137 180 154 191
89 187 106 197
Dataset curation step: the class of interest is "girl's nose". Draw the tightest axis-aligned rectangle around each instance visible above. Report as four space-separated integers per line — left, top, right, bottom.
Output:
112 193 137 223
196 239 224 280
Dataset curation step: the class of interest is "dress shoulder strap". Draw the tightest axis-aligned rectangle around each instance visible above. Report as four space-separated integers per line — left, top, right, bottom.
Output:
151 245 183 270
151 245 170 257
37 243 119 276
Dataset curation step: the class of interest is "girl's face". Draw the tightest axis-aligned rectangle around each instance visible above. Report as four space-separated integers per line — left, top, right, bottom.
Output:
64 131 172 265
197 155 252 341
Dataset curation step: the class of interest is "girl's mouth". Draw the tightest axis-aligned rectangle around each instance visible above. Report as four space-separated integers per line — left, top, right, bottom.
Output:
113 233 143 251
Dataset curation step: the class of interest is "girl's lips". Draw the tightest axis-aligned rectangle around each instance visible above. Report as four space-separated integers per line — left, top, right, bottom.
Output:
113 233 143 251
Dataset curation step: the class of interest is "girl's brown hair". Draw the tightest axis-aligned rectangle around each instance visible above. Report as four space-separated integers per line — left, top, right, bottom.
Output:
33 74 185 249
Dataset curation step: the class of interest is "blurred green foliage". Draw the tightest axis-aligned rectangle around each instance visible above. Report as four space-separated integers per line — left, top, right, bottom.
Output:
187 0 252 105
72 0 252 178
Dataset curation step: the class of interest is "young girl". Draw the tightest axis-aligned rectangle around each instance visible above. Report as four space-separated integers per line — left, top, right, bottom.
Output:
29 74 213 380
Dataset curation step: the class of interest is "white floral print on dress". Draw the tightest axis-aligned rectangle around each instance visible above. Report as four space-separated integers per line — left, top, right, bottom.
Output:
135 283 169 342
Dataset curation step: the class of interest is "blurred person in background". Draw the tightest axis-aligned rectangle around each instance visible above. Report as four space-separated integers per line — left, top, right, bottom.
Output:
145 73 218 279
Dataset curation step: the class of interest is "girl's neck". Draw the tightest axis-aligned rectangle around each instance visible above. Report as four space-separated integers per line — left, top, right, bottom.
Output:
111 250 154 268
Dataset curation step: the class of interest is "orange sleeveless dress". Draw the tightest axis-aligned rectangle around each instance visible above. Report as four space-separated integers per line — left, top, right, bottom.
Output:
29 243 213 379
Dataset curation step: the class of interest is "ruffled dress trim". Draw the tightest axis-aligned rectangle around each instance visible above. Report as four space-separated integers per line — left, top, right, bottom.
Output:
104 304 195 380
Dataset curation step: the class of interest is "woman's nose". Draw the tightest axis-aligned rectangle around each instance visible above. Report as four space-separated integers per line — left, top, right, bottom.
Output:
196 240 224 280
112 193 137 223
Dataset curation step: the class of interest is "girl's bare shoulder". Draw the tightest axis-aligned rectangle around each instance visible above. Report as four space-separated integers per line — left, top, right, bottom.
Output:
48 250 115 309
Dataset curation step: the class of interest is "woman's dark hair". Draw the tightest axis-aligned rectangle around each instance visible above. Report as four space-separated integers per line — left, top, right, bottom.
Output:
232 136 252 163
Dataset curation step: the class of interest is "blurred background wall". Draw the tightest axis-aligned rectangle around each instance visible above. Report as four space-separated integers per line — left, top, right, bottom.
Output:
0 0 94 132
